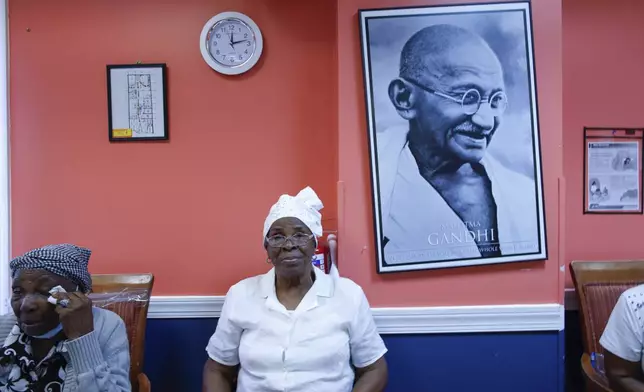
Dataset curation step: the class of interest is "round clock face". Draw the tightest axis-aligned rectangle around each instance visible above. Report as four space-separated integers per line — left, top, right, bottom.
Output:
207 19 255 67
200 12 264 75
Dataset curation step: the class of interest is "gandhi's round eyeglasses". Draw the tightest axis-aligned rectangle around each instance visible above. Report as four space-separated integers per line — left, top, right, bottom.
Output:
404 78 508 116
266 233 314 248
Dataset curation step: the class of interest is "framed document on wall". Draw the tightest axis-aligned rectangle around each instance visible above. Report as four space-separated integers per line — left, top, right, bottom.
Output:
584 127 644 214
107 63 168 142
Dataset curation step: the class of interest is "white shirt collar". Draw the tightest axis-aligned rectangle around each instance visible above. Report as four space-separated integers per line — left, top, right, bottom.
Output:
258 266 334 299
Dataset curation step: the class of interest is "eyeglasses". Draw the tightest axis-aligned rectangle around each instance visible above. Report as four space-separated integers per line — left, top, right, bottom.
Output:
266 233 314 248
404 78 508 116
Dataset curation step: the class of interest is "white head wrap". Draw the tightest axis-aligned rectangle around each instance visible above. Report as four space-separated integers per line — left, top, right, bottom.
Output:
263 186 324 240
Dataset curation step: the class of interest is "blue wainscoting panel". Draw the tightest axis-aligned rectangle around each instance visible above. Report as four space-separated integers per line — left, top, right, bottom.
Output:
383 332 561 391
143 318 563 392
144 318 217 392
565 310 584 392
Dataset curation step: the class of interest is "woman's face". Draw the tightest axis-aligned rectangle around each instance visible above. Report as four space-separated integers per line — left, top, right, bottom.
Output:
265 217 316 279
11 269 75 336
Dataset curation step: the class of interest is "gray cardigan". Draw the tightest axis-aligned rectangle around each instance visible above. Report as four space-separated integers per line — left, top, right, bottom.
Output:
0 307 131 392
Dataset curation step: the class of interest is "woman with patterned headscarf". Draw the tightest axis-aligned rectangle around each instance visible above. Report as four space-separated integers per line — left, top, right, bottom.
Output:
203 186 388 392
0 244 131 391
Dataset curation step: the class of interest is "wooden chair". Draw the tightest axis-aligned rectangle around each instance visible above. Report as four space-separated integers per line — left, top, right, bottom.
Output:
89 273 154 392
570 261 644 392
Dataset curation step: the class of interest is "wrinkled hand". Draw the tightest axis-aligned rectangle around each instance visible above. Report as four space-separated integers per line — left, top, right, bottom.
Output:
52 292 94 340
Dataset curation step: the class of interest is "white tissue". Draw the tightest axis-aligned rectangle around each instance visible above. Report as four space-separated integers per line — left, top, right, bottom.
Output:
47 285 68 305
49 285 67 295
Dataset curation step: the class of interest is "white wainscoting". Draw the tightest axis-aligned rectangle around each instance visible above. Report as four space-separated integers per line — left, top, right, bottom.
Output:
148 296 564 334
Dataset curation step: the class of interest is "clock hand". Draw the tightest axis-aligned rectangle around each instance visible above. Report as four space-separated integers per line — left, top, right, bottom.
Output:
231 39 249 45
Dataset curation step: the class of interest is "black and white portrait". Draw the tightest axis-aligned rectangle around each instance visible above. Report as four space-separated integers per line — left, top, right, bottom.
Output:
359 2 547 273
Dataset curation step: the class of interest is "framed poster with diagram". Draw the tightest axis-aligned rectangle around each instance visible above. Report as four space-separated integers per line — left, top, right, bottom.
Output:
106 63 168 142
584 127 644 214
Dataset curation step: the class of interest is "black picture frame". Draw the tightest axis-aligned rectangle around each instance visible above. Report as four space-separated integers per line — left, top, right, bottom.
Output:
583 127 644 215
106 63 169 142
358 2 547 273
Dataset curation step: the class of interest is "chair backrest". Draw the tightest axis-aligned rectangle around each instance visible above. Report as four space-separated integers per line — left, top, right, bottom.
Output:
89 274 154 388
570 261 644 354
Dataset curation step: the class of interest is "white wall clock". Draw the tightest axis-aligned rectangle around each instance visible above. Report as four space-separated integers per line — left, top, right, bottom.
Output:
199 11 264 75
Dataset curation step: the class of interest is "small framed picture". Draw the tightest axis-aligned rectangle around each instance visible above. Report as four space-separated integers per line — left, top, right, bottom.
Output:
583 127 644 214
106 63 168 142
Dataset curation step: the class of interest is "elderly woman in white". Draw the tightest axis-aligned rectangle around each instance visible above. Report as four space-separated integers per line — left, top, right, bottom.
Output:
203 186 388 392
600 284 644 391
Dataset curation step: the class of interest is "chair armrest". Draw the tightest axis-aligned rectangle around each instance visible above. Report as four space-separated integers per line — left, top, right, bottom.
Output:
137 372 151 392
581 352 612 392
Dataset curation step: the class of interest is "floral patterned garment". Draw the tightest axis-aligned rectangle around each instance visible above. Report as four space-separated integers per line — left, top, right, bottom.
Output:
0 325 67 392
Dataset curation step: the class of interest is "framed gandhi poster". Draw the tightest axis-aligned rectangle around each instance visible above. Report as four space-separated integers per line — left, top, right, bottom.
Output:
359 2 547 273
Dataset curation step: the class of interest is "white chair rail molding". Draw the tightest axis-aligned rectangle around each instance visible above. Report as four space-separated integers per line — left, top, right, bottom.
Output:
147 296 564 334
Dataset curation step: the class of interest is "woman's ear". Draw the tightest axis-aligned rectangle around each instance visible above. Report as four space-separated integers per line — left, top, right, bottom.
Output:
388 78 418 120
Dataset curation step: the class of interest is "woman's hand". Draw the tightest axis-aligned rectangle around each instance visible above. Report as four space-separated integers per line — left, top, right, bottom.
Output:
52 292 94 340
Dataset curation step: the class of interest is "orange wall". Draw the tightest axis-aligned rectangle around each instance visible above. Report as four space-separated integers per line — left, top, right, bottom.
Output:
563 0 644 287
8 0 338 295
337 0 565 306
10 0 566 305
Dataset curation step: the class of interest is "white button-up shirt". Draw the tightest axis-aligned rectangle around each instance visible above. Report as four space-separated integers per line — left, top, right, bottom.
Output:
206 267 387 392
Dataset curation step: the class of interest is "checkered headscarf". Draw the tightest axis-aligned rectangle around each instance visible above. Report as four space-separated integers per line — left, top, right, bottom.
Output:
10 244 93 293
